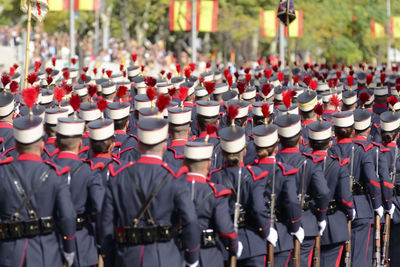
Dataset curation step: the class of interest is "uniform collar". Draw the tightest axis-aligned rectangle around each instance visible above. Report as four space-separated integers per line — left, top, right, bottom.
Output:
353 135 367 141
138 154 163 164
17 153 42 162
0 121 13 128
312 150 328 156
337 138 352 144
93 153 112 159
46 136 56 144
280 147 300 154
82 131 90 138
383 141 397 147
170 139 187 147
257 157 276 164
199 132 218 138
302 119 314 126
323 109 336 114
115 130 126 135
187 172 208 183
374 103 387 108
184 102 194 107
57 151 79 160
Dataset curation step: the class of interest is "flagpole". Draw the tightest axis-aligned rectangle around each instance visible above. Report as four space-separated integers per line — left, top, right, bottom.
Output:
387 0 391 69
286 2 292 85
279 22 285 71
23 0 32 89
191 0 197 63
70 0 75 60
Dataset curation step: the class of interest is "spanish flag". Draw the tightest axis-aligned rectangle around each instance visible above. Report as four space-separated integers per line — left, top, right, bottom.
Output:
48 0 100 11
392 17 400 39
371 20 386 39
169 1 219 32
284 10 303 37
260 10 278 38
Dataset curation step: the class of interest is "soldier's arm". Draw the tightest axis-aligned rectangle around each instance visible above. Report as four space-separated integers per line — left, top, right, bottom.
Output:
378 152 393 210
282 174 302 233
248 175 271 239
309 162 330 221
99 182 116 256
361 150 383 209
335 162 354 217
55 175 77 254
173 178 200 265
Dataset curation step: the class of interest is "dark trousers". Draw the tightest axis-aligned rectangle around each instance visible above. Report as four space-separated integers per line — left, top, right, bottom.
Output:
351 218 372 267
389 223 400 266
300 237 315 267
237 254 266 267
274 250 291 267
320 243 344 267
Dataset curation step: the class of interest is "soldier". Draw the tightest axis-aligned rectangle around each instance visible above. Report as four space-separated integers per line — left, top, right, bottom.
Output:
0 88 16 153
330 111 383 267
183 141 243 266
163 101 192 169
101 117 200 267
52 116 105 267
297 89 318 153
42 107 69 160
373 86 388 116
251 119 303 266
0 102 76 266
274 112 330 267
307 119 355 266
209 106 275 266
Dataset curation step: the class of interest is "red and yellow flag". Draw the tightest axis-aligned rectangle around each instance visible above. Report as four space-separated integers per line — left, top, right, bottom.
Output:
260 10 278 38
48 0 100 11
392 17 400 39
371 20 386 38
169 1 219 32
284 10 303 37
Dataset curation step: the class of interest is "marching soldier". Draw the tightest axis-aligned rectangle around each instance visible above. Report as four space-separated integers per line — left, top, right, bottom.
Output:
274 111 330 267
42 107 69 160
209 106 275 266
53 116 106 267
101 117 200 266
183 141 243 266
330 111 383 267
307 119 355 266
251 116 303 266
0 88 16 153
0 93 76 266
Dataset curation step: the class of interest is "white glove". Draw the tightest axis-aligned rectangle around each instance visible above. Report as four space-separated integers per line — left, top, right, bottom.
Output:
318 220 327 236
291 227 304 244
351 209 356 221
63 252 75 267
388 203 396 219
237 241 243 258
375 206 384 218
267 227 278 247
185 260 199 267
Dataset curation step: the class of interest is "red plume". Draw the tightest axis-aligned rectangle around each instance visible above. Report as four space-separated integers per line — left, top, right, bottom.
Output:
97 98 108 112
366 74 373 85
328 80 334 89
245 74 252 83
330 95 340 108
359 92 370 106
9 67 15 78
244 67 250 74
34 61 41 72
257 58 262 65
332 64 338 70
347 75 354 87
168 87 176 97
314 103 324 116
156 93 171 112
146 87 157 101
179 86 189 102
264 69 272 79
206 62 211 69
144 76 157 87
27 73 38 85
71 58 77 65
131 54 137 63
309 80 318 91
336 71 341 79
176 64 181 74
396 83 400 93
380 73 386 84
53 87 65 103
303 75 312 86
234 72 239 80
22 88 39 108
206 123 218 135
45 68 52 76
120 64 124 72
184 67 191 79
106 70 112 79
277 72 284 82
272 65 278 72
333 78 338 87
261 103 270 119
9 81 19 93
224 69 230 78
189 63 196 72
226 75 233 88
388 96 398 107
323 72 328 80
80 73 87 83
46 76 53 85
167 72 172 80
13 63 18 70
63 70 70 80
160 70 165 76
141 65 145 72
51 57 56 67
88 84 98 98
227 105 239 121
199 77 205 84
262 83 272 98
294 75 300 84
1 74 10 86
117 86 128 100
304 63 309 71
82 67 88 73
204 81 216 95
237 81 247 95
282 89 296 109
63 84 73 94
93 68 97 75
69 94 81 111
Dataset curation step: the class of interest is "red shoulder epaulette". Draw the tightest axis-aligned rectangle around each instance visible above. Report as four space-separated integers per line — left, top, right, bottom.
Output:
44 161 70 175
161 162 178 178
78 146 89 154
3 147 15 157
302 152 324 163
372 142 391 152
83 159 105 170
109 161 135 177
129 134 138 141
353 141 374 152
246 165 268 181
167 147 185 159
276 162 298 176
208 182 232 198
373 123 380 129
175 166 189 178
43 147 59 158
208 167 222 177
0 156 13 165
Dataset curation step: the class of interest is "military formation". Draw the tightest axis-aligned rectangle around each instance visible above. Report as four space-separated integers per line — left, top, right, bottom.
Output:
0 58 400 267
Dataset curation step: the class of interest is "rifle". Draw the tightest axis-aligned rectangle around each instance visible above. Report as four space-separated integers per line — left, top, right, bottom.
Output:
230 166 243 267
372 148 381 267
382 146 397 266
293 160 306 267
344 145 355 267
267 160 277 267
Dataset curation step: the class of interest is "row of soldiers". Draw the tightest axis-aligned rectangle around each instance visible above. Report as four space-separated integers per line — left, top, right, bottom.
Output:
0 58 399 267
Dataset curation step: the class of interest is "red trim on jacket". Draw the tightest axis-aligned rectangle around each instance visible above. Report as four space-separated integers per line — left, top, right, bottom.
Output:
45 161 70 175
337 138 352 144
57 151 79 160
46 137 56 144
312 150 328 156
109 161 135 177
280 147 300 154
209 182 232 197
0 122 13 128
93 153 112 159
220 232 237 239
170 139 187 147
187 174 207 183
17 153 42 162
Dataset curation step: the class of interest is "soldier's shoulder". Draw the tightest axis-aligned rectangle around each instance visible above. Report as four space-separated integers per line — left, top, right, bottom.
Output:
44 160 70 175
302 152 325 163
246 165 269 181
208 182 232 198
109 161 135 177
276 161 298 176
